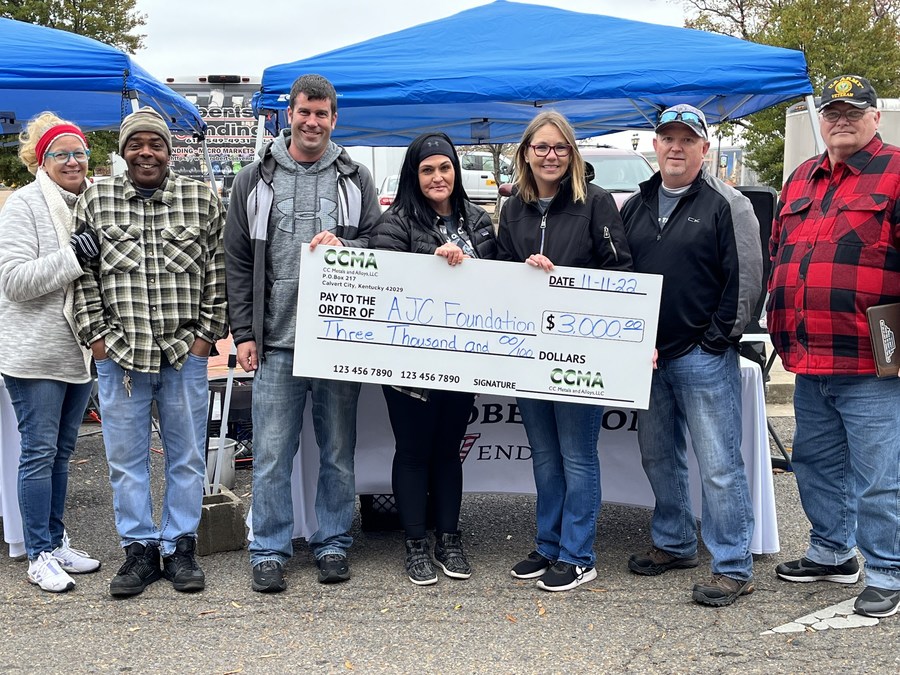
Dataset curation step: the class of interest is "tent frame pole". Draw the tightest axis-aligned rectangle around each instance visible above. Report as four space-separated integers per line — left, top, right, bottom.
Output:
804 94 825 154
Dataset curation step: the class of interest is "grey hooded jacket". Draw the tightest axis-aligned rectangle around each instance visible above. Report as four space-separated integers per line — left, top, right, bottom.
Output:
224 134 380 353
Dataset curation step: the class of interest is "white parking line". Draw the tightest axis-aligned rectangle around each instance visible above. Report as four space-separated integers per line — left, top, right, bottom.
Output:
762 597 879 634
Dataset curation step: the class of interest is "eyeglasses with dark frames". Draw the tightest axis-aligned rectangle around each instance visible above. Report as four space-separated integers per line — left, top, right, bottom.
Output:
529 143 572 157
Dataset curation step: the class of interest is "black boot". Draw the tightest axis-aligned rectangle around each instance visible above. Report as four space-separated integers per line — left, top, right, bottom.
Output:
162 535 205 592
109 542 162 598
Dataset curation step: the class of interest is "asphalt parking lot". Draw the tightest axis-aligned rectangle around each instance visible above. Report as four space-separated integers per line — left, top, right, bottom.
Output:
0 414 897 674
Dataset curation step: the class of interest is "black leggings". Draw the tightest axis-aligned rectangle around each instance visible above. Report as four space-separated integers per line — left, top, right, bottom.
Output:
382 386 475 539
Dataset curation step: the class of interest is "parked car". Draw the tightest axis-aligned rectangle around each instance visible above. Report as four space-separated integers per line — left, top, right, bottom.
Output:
378 174 399 212
497 144 654 214
458 151 512 203
580 144 655 208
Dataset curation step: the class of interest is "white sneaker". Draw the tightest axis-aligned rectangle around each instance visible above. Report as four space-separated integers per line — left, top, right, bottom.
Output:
52 532 101 574
28 551 76 592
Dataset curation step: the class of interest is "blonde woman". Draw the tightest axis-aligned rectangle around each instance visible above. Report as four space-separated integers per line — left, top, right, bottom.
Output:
497 111 633 591
0 112 101 592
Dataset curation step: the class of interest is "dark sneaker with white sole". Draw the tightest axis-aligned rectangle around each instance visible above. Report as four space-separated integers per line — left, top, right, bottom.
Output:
434 532 471 579
510 550 552 579
775 556 860 584
252 560 286 593
854 586 900 618
536 562 597 592
628 547 699 576
316 554 351 584
692 574 754 606
405 538 438 586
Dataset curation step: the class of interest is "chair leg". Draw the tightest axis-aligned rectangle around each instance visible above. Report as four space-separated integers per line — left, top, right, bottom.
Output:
768 418 792 471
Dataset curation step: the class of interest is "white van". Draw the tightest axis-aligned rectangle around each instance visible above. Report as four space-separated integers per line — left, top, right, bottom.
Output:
458 151 512 203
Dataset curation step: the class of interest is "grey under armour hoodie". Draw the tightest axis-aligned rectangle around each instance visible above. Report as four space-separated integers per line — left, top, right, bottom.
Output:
264 132 342 349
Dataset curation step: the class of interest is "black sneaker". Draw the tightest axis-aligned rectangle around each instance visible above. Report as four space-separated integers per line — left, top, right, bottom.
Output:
536 562 597 592
317 553 350 584
109 542 162 598
252 560 286 593
775 556 860 584
854 586 900 618
692 574 754 607
434 532 471 579
629 546 700 576
405 538 437 586
510 551 552 579
162 536 205 592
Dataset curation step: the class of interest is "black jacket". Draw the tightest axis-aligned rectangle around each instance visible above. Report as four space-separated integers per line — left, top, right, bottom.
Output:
496 179 632 270
620 169 762 359
371 200 497 259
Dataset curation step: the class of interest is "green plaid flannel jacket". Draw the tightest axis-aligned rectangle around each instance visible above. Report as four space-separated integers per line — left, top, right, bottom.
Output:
73 171 228 372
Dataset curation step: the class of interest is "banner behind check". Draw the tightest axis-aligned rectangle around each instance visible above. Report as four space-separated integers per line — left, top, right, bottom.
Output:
294 247 662 408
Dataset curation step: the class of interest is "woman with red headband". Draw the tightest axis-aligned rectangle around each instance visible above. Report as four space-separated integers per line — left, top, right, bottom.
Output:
0 112 101 592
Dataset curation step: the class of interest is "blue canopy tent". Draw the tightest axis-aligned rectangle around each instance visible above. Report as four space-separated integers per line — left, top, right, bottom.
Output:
0 18 204 138
254 0 814 146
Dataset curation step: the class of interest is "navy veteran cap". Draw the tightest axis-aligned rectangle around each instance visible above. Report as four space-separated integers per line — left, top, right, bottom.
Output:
819 75 877 110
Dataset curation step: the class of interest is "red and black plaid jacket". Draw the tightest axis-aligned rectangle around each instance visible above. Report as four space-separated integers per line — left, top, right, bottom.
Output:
767 136 900 375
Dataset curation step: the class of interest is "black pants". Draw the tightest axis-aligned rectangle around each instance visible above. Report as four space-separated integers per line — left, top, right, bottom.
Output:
382 386 475 539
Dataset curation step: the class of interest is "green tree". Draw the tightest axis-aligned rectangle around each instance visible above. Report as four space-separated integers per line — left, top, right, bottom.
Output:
0 0 146 186
683 0 900 188
1 0 145 51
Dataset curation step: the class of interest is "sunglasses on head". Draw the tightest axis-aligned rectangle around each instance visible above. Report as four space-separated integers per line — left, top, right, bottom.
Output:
658 110 706 130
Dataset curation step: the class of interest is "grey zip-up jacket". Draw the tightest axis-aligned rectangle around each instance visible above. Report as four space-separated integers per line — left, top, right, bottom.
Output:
224 136 380 353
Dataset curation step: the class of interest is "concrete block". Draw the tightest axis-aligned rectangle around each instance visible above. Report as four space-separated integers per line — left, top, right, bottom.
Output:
197 487 246 556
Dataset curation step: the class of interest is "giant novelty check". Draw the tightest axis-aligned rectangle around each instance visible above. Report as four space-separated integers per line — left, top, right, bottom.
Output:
293 247 662 408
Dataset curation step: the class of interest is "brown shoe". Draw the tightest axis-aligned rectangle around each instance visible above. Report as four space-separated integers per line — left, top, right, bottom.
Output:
692 574 754 607
628 546 699 576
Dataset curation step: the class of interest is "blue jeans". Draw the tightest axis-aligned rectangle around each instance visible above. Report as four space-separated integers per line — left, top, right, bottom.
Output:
249 348 359 565
516 397 603 568
3 376 92 560
636 346 754 580
95 355 209 556
792 374 900 591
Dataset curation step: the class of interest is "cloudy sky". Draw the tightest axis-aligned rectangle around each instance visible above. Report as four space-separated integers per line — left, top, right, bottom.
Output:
132 0 687 152
133 0 686 80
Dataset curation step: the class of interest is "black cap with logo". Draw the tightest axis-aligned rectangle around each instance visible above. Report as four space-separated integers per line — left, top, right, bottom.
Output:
819 75 878 110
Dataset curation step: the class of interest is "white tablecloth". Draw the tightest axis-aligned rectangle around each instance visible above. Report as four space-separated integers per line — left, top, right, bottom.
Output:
274 359 779 554
0 380 24 558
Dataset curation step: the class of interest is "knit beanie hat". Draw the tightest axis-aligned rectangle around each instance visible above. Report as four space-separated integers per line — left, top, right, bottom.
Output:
118 107 172 154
